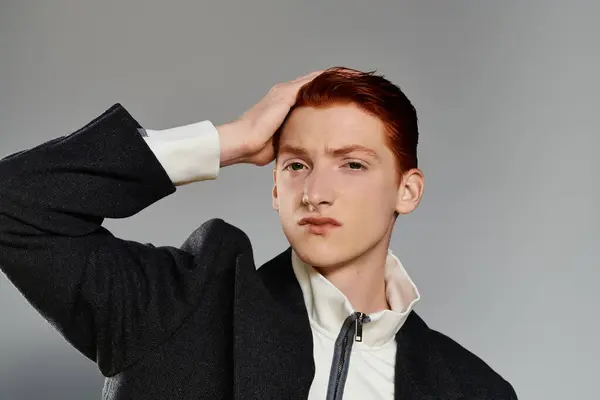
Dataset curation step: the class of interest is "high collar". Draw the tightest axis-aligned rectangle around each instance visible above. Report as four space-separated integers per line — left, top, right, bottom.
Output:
291 248 420 347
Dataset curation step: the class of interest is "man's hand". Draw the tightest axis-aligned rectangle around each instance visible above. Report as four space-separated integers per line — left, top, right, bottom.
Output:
217 70 323 167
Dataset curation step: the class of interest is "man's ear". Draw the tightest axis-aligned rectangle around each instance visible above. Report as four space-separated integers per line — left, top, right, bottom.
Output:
272 168 279 211
395 168 424 215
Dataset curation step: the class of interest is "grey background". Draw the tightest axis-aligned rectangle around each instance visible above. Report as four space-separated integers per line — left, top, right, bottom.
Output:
1 0 598 399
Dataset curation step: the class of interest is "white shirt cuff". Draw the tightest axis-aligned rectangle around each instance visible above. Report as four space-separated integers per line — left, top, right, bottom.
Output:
141 121 220 186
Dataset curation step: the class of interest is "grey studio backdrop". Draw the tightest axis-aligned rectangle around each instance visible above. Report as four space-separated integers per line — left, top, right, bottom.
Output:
0 1 598 399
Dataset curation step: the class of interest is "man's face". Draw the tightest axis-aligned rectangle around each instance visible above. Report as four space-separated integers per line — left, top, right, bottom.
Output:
272 103 411 268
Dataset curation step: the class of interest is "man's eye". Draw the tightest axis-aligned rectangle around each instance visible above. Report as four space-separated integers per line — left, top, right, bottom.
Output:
284 162 305 171
346 161 366 170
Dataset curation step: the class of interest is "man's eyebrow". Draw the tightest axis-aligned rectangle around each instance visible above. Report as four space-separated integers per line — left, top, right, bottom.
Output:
278 144 382 162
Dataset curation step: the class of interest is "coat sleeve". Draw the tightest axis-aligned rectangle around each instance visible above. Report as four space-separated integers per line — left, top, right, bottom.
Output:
0 104 222 376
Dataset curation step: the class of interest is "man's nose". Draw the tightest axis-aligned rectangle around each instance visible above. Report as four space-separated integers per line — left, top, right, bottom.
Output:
302 166 335 207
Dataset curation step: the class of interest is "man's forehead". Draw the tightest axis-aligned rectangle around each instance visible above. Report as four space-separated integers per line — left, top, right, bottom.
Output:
277 104 391 159
279 121 388 154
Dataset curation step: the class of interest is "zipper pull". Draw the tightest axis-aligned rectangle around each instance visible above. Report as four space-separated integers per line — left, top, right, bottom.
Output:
355 312 365 342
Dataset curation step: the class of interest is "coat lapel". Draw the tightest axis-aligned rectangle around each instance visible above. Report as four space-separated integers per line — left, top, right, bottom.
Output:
394 312 464 400
232 246 315 399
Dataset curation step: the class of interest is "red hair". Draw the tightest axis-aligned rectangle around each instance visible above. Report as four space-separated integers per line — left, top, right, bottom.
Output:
274 66 419 179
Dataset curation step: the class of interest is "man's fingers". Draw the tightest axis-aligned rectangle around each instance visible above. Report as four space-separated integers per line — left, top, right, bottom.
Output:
264 70 323 103
293 70 323 82
284 70 323 94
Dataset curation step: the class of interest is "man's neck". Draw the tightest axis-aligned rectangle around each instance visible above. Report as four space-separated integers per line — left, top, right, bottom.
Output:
314 244 390 314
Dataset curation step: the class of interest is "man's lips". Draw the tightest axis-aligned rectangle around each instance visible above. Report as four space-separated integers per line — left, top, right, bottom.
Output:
298 217 342 226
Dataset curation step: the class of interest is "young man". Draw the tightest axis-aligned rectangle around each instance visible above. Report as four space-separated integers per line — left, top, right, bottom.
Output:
0 68 517 399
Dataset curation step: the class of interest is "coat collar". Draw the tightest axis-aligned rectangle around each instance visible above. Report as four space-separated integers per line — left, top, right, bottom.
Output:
231 243 463 399
289 247 420 348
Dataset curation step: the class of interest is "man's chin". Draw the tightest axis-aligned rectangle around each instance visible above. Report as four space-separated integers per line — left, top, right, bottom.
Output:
291 241 350 269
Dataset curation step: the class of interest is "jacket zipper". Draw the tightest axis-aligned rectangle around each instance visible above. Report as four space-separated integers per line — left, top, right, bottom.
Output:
326 311 371 400
355 312 365 342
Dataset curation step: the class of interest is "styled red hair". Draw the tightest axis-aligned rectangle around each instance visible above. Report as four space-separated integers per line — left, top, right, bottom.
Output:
274 66 419 178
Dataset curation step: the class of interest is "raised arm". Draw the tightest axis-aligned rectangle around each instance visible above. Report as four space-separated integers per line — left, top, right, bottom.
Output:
0 104 225 376
0 71 322 377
